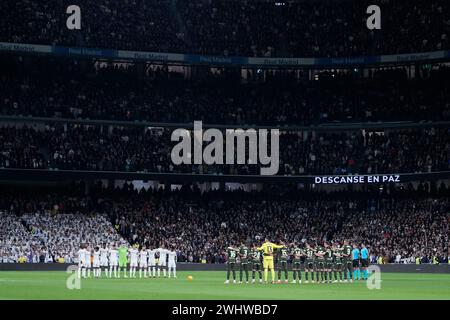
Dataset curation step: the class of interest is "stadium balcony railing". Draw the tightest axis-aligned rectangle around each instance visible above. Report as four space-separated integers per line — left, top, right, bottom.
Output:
1 41 450 68
1 168 450 185
1 115 449 131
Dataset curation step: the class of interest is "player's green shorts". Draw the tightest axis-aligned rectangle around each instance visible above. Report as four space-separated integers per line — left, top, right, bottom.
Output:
278 261 288 269
315 260 325 269
252 262 262 271
119 259 127 267
306 260 314 269
292 261 302 270
325 260 334 269
334 263 343 271
343 260 352 270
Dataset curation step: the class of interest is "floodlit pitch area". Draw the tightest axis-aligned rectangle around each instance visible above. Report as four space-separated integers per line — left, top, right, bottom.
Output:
0 271 449 300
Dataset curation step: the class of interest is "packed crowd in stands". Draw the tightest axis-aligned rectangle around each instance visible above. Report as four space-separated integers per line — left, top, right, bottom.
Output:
0 213 39 263
19 213 127 263
0 184 448 264
0 0 187 54
1 57 449 175
0 0 449 57
0 182 127 263
1 57 450 125
111 187 450 265
0 123 448 175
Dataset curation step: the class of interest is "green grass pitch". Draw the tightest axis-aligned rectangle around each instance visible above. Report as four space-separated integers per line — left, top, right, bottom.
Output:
0 271 449 300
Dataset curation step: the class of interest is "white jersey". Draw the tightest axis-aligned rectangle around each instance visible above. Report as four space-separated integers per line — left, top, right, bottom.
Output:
147 249 157 266
100 248 108 261
84 250 92 267
109 249 118 265
129 248 139 266
139 250 148 267
99 248 109 266
157 248 168 266
168 250 177 263
78 249 86 266
168 250 177 268
93 250 100 267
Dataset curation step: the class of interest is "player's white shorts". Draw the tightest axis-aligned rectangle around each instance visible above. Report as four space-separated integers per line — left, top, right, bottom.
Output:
158 260 167 267
130 260 138 268
168 261 176 268
100 258 108 267
110 260 118 267
78 260 86 268
139 260 148 268
93 258 100 268
148 259 156 267
85 260 92 268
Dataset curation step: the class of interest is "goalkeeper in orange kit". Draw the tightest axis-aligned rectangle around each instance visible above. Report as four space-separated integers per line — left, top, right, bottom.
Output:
257 238 284 284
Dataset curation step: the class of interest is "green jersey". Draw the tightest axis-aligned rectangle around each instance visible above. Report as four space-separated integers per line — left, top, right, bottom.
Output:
227 247 238 263
305 247 315 261
342 245 352 261
118 247 128 262
291 247 304 263
239 246 250 264
324 247 334 263
315 246 326 260
277 247 290 263
333 247 343 264
251 249 262 264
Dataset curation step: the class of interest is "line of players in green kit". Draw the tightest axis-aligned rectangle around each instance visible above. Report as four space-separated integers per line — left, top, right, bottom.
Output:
225 239 362 284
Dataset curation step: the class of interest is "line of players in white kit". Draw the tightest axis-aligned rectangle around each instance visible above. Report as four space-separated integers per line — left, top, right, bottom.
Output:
77 242 178 279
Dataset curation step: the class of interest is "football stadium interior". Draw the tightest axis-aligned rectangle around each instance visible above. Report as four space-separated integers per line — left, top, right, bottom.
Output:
0 0 449 300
